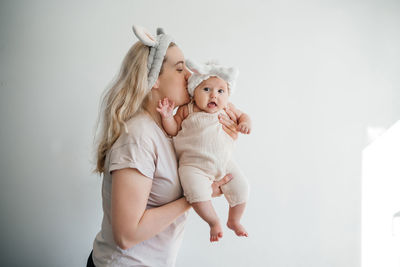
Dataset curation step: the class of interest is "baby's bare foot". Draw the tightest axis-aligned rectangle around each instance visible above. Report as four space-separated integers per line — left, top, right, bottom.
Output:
227 221 248 237
209 222 223 242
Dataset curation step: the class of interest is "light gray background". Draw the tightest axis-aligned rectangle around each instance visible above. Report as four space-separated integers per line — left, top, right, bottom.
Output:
0 0 399 266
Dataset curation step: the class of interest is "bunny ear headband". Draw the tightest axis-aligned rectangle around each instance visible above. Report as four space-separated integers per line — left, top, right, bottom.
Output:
186 59 239 97
132 25 174 90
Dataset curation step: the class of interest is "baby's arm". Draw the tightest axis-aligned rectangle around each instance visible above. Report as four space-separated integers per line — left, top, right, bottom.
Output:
156 98 186 136
227 102 252 134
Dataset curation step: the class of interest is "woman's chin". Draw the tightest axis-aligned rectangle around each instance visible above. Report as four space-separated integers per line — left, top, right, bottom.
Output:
173 97 190 107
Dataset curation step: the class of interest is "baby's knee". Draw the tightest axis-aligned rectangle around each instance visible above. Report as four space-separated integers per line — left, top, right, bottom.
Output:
222 176 249 207
222 174 249 195
179 166 213 203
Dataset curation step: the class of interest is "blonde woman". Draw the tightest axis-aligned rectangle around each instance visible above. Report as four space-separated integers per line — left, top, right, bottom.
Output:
87 26 238 267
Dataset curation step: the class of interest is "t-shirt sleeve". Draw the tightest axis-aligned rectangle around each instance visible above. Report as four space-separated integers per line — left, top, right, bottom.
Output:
108 140 156 179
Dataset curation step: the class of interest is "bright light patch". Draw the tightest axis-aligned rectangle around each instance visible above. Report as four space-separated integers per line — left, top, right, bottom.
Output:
362 121 400 267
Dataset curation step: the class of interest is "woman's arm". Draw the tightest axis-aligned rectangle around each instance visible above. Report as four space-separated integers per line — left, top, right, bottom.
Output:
111 168 191 250
111 167 233 250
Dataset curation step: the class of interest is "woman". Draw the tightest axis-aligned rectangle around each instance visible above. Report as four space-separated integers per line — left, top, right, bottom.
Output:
87 26 238 267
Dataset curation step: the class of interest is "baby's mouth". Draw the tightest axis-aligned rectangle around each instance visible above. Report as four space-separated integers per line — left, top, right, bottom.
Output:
207 101 217 108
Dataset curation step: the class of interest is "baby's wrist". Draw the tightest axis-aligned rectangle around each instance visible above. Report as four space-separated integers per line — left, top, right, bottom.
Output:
162 114 174 120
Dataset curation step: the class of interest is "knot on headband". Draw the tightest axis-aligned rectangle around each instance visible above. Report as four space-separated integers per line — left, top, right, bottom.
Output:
186 59 239 97
132 25 174 90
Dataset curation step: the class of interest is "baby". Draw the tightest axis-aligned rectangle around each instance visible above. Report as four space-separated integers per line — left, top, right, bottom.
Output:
157 60 251 242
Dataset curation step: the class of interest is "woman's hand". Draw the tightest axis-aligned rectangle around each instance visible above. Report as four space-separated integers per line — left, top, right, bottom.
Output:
211 174 233 197
219 107 238 140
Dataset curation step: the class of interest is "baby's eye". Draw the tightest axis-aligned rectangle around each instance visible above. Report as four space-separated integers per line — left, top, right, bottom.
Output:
203 87 210 92
177 69 183 72
218 89 224 94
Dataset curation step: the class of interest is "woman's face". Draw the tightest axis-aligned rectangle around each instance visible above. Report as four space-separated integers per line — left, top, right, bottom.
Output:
156 46 191 106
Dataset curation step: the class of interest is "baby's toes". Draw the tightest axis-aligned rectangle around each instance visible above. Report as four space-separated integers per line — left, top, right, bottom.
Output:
210 234 217 242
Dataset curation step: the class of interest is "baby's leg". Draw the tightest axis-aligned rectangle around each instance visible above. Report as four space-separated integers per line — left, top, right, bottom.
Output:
192 201 223 242
222 160 249 237
227 203 248 237
179 165 222 241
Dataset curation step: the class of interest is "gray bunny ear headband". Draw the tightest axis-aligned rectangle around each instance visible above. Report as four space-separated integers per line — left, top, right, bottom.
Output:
132 25 174 90
186 59 239 97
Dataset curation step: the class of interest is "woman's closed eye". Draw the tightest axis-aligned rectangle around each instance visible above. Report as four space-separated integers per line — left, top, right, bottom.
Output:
176 63 184 72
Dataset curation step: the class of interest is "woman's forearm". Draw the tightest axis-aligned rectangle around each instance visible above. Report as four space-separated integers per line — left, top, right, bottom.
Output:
133 197 190 243
112 169 190 250
117 197 191 249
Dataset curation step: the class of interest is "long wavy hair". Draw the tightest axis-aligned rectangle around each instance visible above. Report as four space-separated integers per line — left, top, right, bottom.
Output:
94 41 175 173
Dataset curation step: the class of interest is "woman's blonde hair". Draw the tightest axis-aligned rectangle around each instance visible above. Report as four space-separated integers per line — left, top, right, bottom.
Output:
94 41 175 173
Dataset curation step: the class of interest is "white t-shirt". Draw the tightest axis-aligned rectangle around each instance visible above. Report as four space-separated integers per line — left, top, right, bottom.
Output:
92 112 188 267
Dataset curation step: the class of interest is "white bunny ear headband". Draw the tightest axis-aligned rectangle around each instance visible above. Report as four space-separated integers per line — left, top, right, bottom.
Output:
132 25 174 90
186 59 239 97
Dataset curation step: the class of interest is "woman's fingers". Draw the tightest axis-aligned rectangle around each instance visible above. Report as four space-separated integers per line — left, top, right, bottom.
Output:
211 174 234 198
218 173 233 186
224 108 237 122
223 125 238 140
220 115 238 140
221 125 238 140
211 183 223 197
219 114 236 129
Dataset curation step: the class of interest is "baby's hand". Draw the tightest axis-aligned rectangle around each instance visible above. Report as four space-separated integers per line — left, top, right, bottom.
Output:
156 98 175 119
238 122 251 134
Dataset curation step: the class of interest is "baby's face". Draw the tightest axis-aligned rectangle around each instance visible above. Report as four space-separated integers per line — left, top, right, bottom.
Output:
193 76 229 113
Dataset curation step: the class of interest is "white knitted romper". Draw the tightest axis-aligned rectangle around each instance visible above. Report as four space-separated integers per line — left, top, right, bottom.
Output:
174 102 249 207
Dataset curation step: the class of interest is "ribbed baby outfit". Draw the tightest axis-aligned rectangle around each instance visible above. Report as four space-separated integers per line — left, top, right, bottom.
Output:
174 102 249 207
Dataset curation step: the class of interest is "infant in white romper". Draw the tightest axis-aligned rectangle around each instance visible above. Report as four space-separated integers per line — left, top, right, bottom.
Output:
174 101 248 207
157 59 251 241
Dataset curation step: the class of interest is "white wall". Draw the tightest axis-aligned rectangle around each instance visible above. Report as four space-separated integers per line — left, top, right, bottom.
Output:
0 0 399 266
